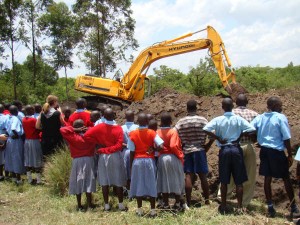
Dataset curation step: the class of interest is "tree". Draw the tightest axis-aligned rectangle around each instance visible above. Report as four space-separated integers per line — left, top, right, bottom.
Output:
149 65 188 94
0 54 58 103
20 0 53 87
1 0 24 100
187 57 222 96
39 2 82 100
73 0 138 77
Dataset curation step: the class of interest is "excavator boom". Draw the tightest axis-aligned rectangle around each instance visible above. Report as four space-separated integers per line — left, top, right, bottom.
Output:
75 25 246 107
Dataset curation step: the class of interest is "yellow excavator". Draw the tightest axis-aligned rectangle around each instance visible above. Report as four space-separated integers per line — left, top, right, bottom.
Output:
75 25 246 109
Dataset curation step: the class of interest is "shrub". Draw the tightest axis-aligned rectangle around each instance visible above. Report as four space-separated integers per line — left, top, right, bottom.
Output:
43 144 72 196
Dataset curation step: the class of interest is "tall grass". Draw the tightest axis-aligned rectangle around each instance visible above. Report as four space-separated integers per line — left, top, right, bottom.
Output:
43 144 72 196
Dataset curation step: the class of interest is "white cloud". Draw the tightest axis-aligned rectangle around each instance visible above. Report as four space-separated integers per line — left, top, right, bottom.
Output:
2 0 300 78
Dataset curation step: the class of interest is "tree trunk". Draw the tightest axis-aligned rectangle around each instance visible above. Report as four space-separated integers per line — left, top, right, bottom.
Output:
96 0 102 77
9 15 17 100
101 4 106 77
64 66 69 101
31 5 37 88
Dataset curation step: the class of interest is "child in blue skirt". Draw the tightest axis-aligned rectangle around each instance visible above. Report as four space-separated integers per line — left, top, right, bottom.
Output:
23 105 43 184
60 119 96 211
5 105 25 184
128 113 164 217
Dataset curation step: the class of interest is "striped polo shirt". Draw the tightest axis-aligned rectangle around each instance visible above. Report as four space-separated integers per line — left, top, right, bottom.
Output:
175 114 208 154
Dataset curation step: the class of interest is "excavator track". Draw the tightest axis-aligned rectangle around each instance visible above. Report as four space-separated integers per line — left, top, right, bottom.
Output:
82 95 131 111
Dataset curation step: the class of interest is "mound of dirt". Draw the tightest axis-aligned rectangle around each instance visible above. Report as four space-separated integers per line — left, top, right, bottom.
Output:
115 87 300 209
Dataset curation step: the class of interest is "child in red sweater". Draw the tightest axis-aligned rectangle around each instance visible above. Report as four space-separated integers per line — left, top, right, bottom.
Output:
128 113 164 217
60 119 96 211
68 98 93 127
22 105 43 184
84 108 127 211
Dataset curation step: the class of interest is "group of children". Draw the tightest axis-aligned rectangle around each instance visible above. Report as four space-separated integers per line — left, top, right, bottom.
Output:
59 101 187 216
1 95 300 219
0 102 43 184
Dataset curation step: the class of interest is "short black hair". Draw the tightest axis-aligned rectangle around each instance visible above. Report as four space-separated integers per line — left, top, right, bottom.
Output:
187 99 197 112
160 112 172 127
75 98 87 109
73 119 84 128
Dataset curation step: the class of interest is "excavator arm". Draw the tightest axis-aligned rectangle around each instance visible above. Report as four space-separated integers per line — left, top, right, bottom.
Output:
75 25 245 105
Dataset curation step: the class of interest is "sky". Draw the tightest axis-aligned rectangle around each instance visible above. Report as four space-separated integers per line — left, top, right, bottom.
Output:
2 0 300 78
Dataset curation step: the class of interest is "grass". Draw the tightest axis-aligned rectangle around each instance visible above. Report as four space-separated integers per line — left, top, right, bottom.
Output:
0 180 295 225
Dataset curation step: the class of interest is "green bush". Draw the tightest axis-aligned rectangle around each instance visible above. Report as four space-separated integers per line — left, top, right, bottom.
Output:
43 144 72 196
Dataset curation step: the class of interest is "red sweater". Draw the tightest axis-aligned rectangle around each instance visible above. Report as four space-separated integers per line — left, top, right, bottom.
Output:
84 123 123 154
157 128 184 163
22 116 40 139
60 126 95 158
69 111 93 127
129 129 156 159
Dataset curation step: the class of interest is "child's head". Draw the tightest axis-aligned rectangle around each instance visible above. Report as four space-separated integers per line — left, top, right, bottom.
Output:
221 98 234 112
99 104 109 117
34 103 42 114
267 96 282 113
146 113 154 122
125 110 134 122
90 110 100 123
148 119 158 131
187 99 197 113
137 113 148 127
4 103 10 111
25 105 34 116
73 119 84 129
75 98 87 109
9 105 18 116
160 112 172 127
12 100 23 111
63 107 71 119
104 108 115 121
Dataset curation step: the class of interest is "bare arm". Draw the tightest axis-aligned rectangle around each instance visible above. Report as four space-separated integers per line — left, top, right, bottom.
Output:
204 138 215 153
36 115 42 129
203 130 227 145
284 139 293 167
0 134 8 141
130 151 135 174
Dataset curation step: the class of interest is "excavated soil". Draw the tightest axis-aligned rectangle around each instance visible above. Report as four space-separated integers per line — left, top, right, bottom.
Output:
115 87 300 209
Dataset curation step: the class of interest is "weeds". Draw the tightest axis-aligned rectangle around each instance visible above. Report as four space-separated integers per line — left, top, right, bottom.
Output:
43 144 72 196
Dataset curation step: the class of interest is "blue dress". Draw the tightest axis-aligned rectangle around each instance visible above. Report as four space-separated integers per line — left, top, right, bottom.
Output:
4 115 25 174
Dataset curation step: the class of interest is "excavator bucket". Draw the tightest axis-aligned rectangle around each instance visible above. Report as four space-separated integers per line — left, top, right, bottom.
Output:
225 83 248 101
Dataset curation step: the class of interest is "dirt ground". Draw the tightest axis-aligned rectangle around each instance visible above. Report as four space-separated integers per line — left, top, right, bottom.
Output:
115 87 300 210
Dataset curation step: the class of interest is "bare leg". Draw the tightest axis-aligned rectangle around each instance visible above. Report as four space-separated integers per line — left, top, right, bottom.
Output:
185 173 194 206
150 197 156 209
137 197 143 208
116 186 124 203
220 183 227 209
175 194 181 204
283 177 296 206
86 192 95 208
76 194 82 208
126 180 130 190
0 165 3 177
198 172 210 203
102 185 109 204
264 176 272 203
236 185 243 208
162 193 169 207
